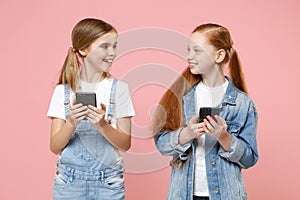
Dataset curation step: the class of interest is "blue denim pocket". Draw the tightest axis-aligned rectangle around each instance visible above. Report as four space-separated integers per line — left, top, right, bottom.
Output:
54 171 70 187
104 174 124 189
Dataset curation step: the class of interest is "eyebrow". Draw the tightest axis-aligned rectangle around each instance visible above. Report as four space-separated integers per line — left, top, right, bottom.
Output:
187 45 203 49
99 42 117 46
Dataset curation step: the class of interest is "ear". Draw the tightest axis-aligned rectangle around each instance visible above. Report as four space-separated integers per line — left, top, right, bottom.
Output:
215 49 226 63
78 48 89 57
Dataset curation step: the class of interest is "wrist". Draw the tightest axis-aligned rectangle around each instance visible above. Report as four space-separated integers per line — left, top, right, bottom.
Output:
179 127 194 144
65 118 76 130
98 118 109 131
217 130 232 151
218 130 230 141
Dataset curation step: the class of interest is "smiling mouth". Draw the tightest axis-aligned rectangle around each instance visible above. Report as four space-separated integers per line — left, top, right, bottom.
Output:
188 63 198 67
103 59 113 63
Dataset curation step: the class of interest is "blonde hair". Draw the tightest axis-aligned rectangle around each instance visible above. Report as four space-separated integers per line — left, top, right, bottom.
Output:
58 18 117 91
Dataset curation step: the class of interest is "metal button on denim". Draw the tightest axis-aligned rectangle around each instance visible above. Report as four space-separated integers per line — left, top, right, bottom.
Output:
210 160 216 166
214 188 219 193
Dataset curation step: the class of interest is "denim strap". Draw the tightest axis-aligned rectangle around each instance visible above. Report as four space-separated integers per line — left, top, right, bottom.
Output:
107 79 118 124
64 84 71 119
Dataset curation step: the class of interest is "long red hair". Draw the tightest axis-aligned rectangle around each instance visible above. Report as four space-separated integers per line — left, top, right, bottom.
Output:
151 23 247 166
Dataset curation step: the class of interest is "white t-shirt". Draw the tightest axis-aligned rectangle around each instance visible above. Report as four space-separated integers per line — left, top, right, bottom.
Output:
47 77 135 127
193 80 228 196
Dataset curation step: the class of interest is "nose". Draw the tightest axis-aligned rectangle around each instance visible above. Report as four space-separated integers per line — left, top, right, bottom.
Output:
187 50 194 61
108 47 116 57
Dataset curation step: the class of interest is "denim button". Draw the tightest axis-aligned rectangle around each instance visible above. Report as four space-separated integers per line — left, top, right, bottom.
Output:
119 175 124 179
214 188 219 193
211 160 216 166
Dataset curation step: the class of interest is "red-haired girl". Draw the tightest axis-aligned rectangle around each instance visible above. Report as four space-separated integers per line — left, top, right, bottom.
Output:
153 24 258 200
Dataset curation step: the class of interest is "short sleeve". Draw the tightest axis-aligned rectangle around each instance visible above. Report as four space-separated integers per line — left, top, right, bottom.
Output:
47 85 66 120
115 81 135 119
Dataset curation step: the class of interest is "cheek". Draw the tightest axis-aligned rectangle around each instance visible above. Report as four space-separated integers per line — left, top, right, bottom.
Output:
87 48 107 60
196 54 214 67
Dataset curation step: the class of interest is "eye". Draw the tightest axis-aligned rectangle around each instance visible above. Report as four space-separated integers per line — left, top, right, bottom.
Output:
100 44 109 49
113 44 117 49
194 49 202 53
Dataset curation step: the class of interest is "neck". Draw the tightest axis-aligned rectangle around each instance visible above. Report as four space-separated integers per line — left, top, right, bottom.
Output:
80 61 105 83
201 65 226 87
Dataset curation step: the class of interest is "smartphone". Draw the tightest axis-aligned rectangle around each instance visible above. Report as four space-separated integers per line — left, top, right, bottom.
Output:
75 92 97 107
198 107 222 123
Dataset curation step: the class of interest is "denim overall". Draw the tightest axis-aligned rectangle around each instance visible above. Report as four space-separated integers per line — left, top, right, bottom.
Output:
53 79 125 200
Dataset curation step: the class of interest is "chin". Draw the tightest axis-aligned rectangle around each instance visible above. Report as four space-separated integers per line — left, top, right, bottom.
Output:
190 68 201 75
104 67 112 72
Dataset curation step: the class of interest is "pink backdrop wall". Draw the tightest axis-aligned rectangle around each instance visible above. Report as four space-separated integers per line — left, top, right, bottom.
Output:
1 0 299 199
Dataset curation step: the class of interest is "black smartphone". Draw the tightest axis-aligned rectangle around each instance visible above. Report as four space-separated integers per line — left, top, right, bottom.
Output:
75 92 97 107
198 107 222 123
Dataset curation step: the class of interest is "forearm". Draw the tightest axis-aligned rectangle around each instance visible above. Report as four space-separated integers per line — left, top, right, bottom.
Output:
179 127 195 145
99 120 131 151
217 131 232 152
50 119 75 155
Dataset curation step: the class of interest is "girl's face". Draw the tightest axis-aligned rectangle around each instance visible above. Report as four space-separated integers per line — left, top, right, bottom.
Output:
187 32 217 75
82 31 118 73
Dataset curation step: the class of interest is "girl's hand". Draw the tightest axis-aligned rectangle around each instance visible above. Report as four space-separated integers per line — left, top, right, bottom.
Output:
68 102 88 128
187 115 206 138
203 115 227 140
179 115 206 145
86 103 107 130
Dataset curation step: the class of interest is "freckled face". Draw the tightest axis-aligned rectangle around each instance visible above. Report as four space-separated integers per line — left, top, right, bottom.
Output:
187 32 217 75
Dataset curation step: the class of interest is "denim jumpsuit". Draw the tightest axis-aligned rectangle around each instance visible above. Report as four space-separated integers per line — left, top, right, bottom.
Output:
53 80 125 200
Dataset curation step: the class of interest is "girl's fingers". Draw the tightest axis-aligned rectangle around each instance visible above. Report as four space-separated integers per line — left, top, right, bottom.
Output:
72 98 76 106
73 109 88 118
197 128 204 133
190 123 197 130
215 115 226 126
195 129 205 137
73 110 88 120
71 104 87 115
204 118 213 132
77 115 86 121
86 117 93 123
87 107 105 118
207 115 217 128
100 103 107 112
71 103 83 110
189 114 199 124
86 116 100 124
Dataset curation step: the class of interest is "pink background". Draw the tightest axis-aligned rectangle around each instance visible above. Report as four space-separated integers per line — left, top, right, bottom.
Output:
1 0 300 199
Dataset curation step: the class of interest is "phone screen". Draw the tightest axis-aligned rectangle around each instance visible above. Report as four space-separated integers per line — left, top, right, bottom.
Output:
75 92 97 107
198 107 222 123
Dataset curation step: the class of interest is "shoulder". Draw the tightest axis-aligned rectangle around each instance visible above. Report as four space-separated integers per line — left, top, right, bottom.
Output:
116 80 130 90
236 90 257 112
107 77 130 92
51 84 66 97
53 84 65 92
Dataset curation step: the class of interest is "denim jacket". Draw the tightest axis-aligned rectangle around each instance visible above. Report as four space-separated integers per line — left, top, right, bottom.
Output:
154 77 258 200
